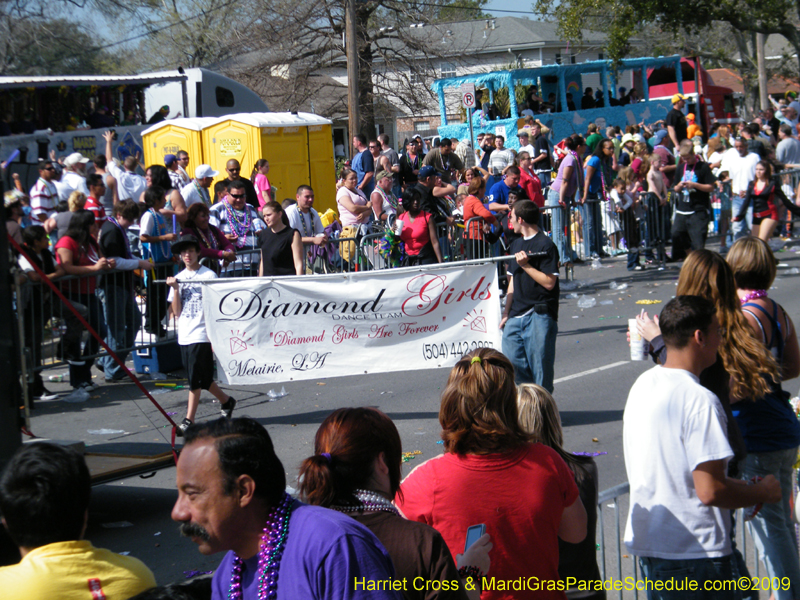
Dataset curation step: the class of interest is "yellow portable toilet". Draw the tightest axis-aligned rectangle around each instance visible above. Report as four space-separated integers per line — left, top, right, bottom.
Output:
202 113 336 214
141 117 216 178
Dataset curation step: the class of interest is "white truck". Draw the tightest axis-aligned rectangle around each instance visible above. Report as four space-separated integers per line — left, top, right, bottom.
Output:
0 67 268 167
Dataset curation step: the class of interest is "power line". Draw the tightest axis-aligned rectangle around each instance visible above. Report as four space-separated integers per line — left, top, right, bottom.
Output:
65 0 538 65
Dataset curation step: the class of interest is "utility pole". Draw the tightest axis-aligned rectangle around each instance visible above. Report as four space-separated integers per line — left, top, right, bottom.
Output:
757 33 769 112
345 0 360 156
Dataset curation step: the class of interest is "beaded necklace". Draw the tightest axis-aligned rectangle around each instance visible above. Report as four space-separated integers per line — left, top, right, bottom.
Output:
330 489 399 516
374 186 399 212
195 226 218 250
227 493 294 600
740 289 768 304
193 181 211 207
298 209 312 238
224 201 252 248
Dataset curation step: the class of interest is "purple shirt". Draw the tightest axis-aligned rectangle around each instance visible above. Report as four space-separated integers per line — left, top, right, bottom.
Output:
550 153 581 198
211 501 403 600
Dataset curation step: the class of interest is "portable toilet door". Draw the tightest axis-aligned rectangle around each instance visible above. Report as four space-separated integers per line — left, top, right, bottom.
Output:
141 117 216 179
201 114 264 192
306 122 336 215
202 112 334 211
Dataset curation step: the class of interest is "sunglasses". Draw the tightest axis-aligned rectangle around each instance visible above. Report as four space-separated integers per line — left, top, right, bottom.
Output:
227 167 240 172
229 193 246 199
43 167 55 171
369 145 378 149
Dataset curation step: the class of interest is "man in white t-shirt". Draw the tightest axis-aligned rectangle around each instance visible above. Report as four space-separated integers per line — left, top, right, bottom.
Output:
104 131 147 202
776 124 800 167
29 161 59 223
181 164 218 208
285 185 327 271
516 130 535 157
720 138 760 241
624 296 780 596
55 153 90 201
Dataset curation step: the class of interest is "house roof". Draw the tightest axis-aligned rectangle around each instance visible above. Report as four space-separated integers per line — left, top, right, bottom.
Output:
707 68 800 95
0 71 187 89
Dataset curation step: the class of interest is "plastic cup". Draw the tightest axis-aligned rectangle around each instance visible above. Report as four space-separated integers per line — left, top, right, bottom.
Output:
629 318 646 361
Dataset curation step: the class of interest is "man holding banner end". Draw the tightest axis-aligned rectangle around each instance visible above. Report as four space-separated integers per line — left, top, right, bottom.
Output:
499 200 560 393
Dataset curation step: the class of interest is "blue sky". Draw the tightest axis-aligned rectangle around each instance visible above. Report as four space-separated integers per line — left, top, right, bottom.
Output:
484 0 536 17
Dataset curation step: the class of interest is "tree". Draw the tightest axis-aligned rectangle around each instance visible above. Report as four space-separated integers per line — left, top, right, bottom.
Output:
218 0 491 137
0 17 127 75
535 0 800 75
132 0 246 71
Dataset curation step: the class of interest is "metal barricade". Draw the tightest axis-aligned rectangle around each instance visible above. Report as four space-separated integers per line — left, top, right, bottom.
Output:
15 260 178 389
360 232 388 271
219 247 261 278
597 481 762 599
540 203 574 280
463 216 499 260
621 193 668 268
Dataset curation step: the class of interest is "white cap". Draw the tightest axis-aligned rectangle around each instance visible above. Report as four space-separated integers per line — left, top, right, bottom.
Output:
64 152 90 168
195 164 219 179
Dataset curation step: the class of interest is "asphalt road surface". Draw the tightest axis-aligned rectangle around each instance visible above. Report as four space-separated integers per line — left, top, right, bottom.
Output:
21 239 800 591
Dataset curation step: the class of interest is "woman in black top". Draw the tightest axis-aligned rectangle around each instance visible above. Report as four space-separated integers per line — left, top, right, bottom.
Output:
733 160 800 242
258 200 304 276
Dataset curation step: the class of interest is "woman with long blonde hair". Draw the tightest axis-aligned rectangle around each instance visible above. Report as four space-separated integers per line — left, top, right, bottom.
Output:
636 249 779 464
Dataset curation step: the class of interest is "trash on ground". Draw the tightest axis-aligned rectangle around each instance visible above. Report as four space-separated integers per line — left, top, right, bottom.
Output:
565 293 579 299
561 281 578 291
267 386 288 399
599 300 614 306
635 299 663 305
769 239 787 251
592 438 599 442
786 268 800 275
88 429 125 435
149 372 167 380
576 279 596 288
577 295 597 309
402 450 423 462
609 281 628 291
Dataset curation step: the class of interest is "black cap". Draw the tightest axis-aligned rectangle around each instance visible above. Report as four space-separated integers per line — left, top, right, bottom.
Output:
171 234 201 255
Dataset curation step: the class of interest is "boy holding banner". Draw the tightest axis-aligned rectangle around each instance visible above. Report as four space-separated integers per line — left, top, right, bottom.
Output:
166 234 236 436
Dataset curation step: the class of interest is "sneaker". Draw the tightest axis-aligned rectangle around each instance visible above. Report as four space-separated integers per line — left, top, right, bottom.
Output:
63 388 91 403
176 418 193 437
79 382 97 392
220 398 237 419
37 388 58 401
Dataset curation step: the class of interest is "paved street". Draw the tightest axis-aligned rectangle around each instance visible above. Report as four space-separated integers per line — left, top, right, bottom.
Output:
23 239 800 588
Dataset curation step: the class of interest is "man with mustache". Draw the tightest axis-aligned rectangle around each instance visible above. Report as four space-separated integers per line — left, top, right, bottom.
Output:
172 418 403 600
0 443 156 598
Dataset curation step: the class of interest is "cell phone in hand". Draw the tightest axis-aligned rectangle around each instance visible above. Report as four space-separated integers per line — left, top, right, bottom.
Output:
464 523 486 552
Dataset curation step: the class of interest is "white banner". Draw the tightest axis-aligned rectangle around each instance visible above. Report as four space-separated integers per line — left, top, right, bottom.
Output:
202 263 502 385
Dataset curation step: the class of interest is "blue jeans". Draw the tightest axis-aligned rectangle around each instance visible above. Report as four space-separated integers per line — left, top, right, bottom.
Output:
546 188 574 264
639 555 742 600
97 285 142 379
741 447 800 600
580 196 603 257
731 194 751 241
502 310 557 393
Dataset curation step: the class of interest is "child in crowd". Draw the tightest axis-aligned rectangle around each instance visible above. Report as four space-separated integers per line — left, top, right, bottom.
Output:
166 234 236 435
603 179 624 255
213 181 228 204
18 225 64 403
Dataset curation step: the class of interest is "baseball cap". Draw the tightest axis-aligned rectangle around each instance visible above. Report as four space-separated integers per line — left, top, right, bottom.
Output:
671 93 686 104
63 152 90 168
164 154 177 166
653 129 669 143
195 164 219 179
687 113 696 121
621 133 636 145
517 130 529 138
418 165 436 179
375 170 392 181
